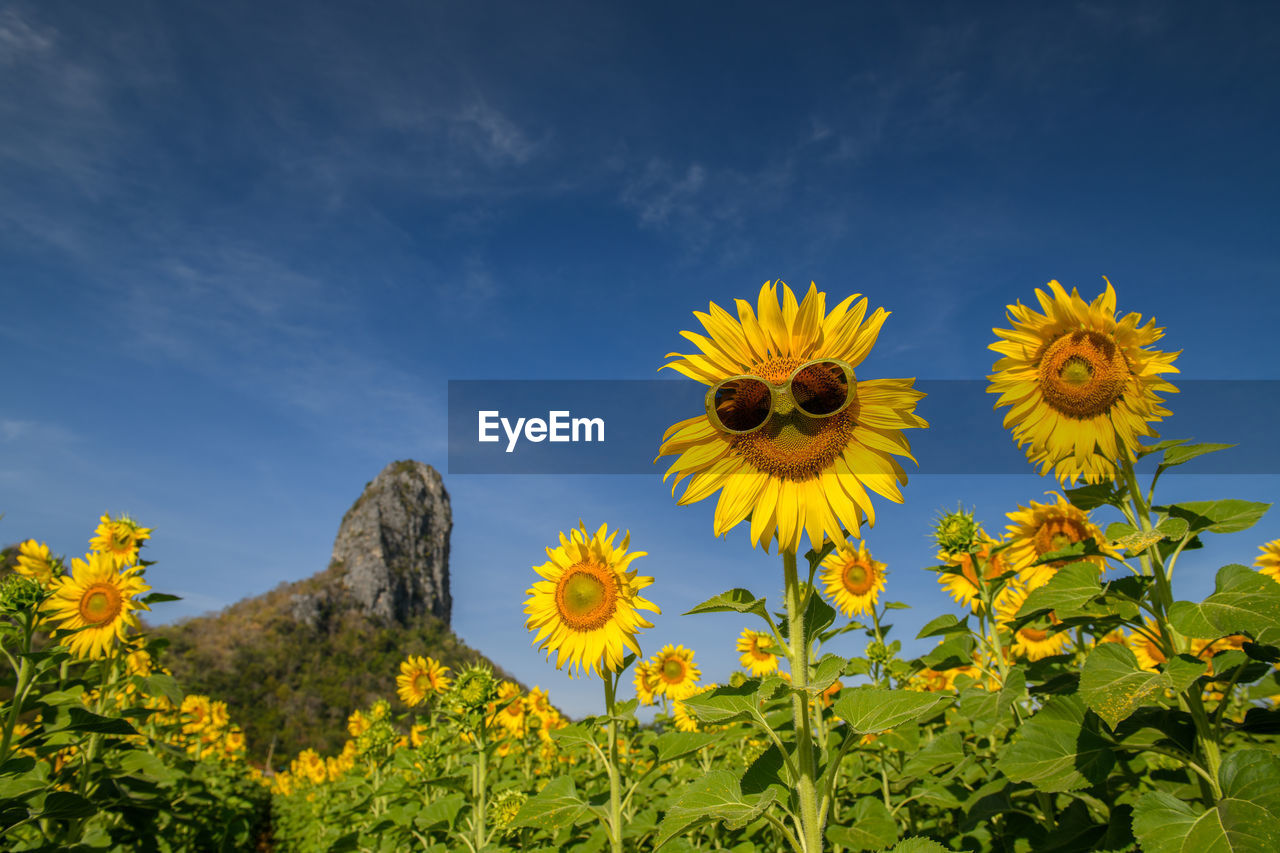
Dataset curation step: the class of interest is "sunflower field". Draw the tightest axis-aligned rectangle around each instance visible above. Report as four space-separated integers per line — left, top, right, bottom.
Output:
4 278 1280 852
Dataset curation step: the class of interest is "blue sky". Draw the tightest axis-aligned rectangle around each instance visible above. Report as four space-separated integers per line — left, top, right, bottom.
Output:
3 1 1278 719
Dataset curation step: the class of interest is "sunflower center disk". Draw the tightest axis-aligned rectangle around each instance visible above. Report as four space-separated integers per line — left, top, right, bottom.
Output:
842 562 874 595
1035 520 1088 566
413 673 432 693
78 584 123 625
1038 331 1129 418
732 410 855 481
662 660 685 681
554 562 619 631
1020 626 1050 643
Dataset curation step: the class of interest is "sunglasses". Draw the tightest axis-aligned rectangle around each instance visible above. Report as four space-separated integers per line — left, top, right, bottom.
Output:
704 359 858 434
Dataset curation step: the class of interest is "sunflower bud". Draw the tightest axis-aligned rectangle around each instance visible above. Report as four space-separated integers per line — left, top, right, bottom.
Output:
933 504 980 554
450 663 497 714
0 574 43 614
488 789 527 832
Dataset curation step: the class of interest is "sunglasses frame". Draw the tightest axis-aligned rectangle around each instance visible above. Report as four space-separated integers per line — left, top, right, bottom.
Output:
704 358 858 435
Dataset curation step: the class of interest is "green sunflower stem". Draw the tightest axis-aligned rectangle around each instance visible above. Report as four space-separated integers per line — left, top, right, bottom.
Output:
472 729 488 850
604 669 624 853
0 610 35 764
784 549 824 853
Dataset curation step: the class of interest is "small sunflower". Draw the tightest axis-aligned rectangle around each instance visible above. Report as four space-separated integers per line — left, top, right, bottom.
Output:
1003 493 1115 589
1255 540 1280 585
89 513 152 569
672 683 716 733
736 628 779 677
650 644 701 701
995 585 1070 661
1129 619 1169 671
937 535 1009 612
988 279 1180 485
658 281 927 554
819 540 887 617
42 551 149 660
15 540 60 587
633 660 661 706
524 523 659 678
396 655 452 707
492 681 526 738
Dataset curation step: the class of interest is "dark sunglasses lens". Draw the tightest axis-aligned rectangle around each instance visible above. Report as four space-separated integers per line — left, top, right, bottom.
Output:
792 361 851 416
713 378 772 432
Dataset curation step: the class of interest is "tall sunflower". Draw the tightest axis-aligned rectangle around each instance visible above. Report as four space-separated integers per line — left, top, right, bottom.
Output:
1003 493 1115 589
650 644 701 700
89 513 153 569
736 628 779 677
988 279 1180 485
42 552 149 660
396 655 452 707
658 281 927 554
1255 539 1280 585
524 523 660 678
819 540 887 617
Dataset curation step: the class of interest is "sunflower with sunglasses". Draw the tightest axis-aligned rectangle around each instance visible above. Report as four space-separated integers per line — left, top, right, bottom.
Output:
657 280 927 554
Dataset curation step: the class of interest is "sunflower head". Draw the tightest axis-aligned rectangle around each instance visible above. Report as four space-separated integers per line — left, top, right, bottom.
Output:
988 279 1180 485
42 551 150 660
15 540 62 588
396 654 452 707
89 514 153 569
633 660 661 706
658 281 927 554
819 540 887 618
524 522 659 678
936 534 1008 613
1004 493 1115 589
650 644 701 700
994 584 1070 661
1255 539 1280 585
736 628 780 677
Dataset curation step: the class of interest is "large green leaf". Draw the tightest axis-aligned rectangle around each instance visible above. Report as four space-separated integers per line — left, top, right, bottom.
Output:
1159 443 1236 469
902 731 965 778
997 695 1114 792
916 613 970 638
1163 501 1270 535
65 707 138 736
653 770 779 849
1017 562 1104 620
653 731 720 764
831 687 950 734
681 682 764 725
1169 565 1280 638
684 588 769 620
890 840 950 853
416 793 466 831
807 654 847 694
509 775 589 831
825 797 899 851
1078 643 1167 728
1132 750 1280 852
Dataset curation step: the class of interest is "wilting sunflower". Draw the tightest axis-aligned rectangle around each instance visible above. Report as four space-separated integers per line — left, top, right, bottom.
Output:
819 540 887 617
89 513 153 569
1003 493 1115 589
937 535 1010 612
658 281 927 554
524 523 660 678
1255 540 1280 585
396 655 452 707
42 551 149 660
15 540 60 587
736 628 779 677
650 644 701 701
988 279 1180 485
995 585 1071 661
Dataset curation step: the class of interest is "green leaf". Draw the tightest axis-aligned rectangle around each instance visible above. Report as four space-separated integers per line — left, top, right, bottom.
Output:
831 687 950 734
654 770 778 849
1065 482 1124 511
1164 500 1271 535
901 731 965 778
890 840 950 853
1163 655 1209 692
883 601 911 610
37 791 95 819
681 682 762 724
916 613 970 639
825 797 899 851
921 634 976 670
653 731 719 764
1079 642 1168 728
1138 438 1189 458
807 654 846 694
510 775 589 831
685 589 768 620
1159 443 1236 470
140 673 183 706
416 793 465 830
1017 561 1104 620
1157 517 1191 540
1133 751 1280 852
1169 565 1280 638
65 707 137 735
140 592 183 604
549 722 598 752
997 695 1114 792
